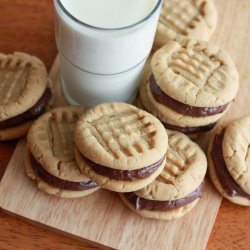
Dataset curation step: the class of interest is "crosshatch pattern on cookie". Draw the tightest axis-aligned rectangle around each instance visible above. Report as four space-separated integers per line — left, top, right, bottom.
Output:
48 110 81 161
168 45 224 90
134 130 206 200
151 38 239 107
85 111 157 159
27 107 89 181
157 132 196 184
160 0 206 35
0 55 31 105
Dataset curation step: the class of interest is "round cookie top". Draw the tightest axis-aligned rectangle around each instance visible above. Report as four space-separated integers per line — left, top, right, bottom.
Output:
135 130 207 201
155 0 217 49
222 116 250 195
151 39 239 107
75 102 168 170
0 52 48 121
27 106 88 182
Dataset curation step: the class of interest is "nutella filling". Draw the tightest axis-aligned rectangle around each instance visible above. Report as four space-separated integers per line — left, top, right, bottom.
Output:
162 121 215 134
0 88 52 130
124 181 204 211
83 155 165 181
149 74 229 117
30 153 98 191
139 96 215 134
211 130 250 199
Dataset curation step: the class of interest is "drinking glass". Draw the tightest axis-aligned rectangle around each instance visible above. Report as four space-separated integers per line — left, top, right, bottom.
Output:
54 0 163 107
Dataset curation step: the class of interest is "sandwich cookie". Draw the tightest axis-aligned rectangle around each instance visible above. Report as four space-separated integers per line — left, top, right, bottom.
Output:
208 116 250 206
140 39 239 135
0 52 53 140
75 102 168 193
120 130 207 220
24 107 99 198
154 0 217 50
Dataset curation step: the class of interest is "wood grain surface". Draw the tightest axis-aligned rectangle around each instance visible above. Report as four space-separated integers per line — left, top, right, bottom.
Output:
0 0 249 249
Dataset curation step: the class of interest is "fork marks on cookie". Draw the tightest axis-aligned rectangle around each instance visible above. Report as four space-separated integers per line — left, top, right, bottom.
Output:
0 57 31 104
169 45 223 91
157 132 196 184
86 111 158 159
48 110 81 161
160 0 203 35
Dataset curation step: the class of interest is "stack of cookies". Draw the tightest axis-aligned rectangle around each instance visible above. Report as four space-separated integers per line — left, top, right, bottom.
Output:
73 103 208 219
139 39 239 135
0 52 53 140
4 0 246 224
120 130 207 220
0 51 209 220
24 102 208 220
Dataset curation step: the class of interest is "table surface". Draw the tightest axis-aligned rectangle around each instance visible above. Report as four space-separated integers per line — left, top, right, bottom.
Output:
0 1 249 250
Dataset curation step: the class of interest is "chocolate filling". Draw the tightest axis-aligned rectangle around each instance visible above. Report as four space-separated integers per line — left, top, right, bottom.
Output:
83 155 165 181
124 181 204 211
149 74 229 117
30 153 98 191
211 130 250 199
162 121 215 134
0 88 52 130
139 96 215 134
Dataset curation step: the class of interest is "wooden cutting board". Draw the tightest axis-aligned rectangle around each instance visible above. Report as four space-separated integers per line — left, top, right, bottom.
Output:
1 1 250 249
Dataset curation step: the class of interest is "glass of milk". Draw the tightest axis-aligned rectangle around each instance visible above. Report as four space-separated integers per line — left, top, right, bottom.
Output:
54 0 162 107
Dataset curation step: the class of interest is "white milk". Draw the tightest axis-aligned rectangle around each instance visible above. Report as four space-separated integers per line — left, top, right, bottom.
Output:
60 0 158 29
54 0 162 106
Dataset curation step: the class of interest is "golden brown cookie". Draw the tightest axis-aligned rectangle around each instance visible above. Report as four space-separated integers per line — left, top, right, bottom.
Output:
0 52 53 140
140 64 225 126
140 39 239 134
154 0 217 49
25 106 99 198
208 117 250 206
75 102 168 192
120 130 207 220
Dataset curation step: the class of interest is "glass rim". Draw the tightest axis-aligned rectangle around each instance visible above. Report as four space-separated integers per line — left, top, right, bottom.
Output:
55 0 162 31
